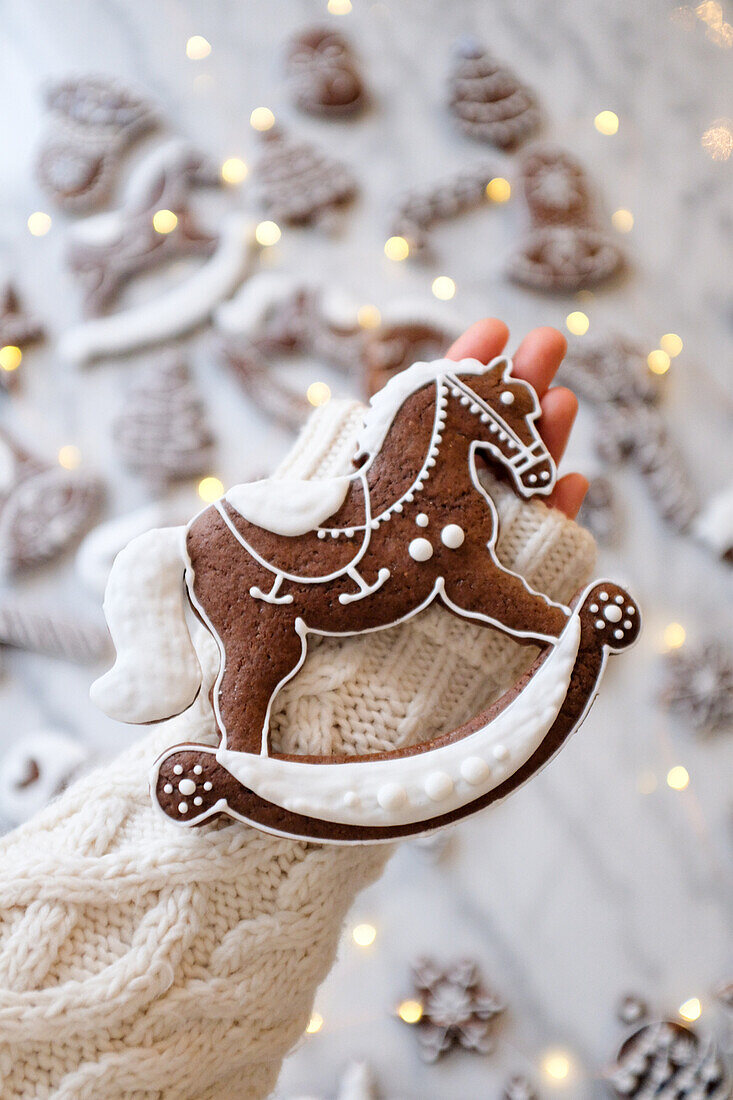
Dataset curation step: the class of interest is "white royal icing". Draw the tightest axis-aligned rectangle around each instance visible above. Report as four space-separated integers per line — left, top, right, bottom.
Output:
226 476 351 537
441 523 465 549
90 526 202 724
60 214 255 364
216 611 581 828
215 271 301 335
408 536 433 562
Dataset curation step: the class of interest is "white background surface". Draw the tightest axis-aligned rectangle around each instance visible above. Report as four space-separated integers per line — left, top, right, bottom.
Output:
0 1 731 1097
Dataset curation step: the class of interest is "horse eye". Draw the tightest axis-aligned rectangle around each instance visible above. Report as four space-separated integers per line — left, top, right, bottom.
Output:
500 391 515 405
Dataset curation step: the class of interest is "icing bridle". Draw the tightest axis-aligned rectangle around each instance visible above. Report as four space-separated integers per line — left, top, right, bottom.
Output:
446 372 556 498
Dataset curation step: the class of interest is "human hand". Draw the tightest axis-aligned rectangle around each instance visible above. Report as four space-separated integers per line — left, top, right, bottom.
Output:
448 319 588 518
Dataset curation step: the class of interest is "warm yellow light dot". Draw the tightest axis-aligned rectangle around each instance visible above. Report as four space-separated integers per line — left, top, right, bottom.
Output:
679 997 702 1022
667 765 690 791
397 999 423 1024
27 211 52 236
357 304 381 329
594 110 620 135
637 770 658 795
384 236 410 262
0 346 22 372
58 445 81 470
566 311 590 336
664 622 686 650
307 381 331 407
328 0 352 12
198 476 224 502
542 1051 572 1081
660 333 683 358
486 176 511 203
255 220 281 247
647 349 671 375
152 209 178 234
352 923 377 947
612 208 634 233
186 35 211 60
305 1011 323 1034
221 157 248 185
701 119 733 161
250 106 276 132
432 276 456 301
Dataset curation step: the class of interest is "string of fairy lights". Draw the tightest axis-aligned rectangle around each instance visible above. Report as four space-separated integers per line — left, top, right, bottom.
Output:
4 4 730 1090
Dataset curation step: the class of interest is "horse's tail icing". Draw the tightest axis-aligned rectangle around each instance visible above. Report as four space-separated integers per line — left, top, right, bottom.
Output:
90 526 202 725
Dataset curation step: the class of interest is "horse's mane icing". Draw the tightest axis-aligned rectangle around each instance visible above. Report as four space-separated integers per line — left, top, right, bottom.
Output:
356 356 488 458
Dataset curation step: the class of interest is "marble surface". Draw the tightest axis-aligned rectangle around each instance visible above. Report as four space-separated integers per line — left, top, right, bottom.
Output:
0 0 732 1097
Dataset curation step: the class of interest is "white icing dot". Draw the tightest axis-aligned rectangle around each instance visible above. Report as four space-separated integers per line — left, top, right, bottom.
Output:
624 620 632 629
317 530 326 539
595 619 605 629
540 471 551 481
492 744 509 762
203 781 213 791
416 513 429 528
173 764 183 775
405 493 414 503
163 783 173 795
528 474 538 483
460 395 469 405
599 591 608 601
615 594 624 603
589 604 599 613
626 606 635 615
506 440 516 450
604 605 623 623
470 403 480 414
425 771 454 801
480 413 489 423
489 423 498 432
330 530 339 539
178 778 196 796
441 524 465 549
614 628 624 639
178 801 188 814
498 430 507 441
377 783 408 811
343 790 360 807
426 457 436 468
346 527 355 536
460 757 490 785
408 537 433 562
193 765 203 775
380 512 391 521
370 519 380 530
500 391 515 405
194 796 203 806
434 434 443 444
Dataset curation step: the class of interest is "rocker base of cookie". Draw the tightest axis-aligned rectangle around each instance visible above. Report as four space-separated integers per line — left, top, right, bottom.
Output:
151 582 640 843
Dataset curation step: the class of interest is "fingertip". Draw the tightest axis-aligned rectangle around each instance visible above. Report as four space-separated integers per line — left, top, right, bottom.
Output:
447 318 510 364
549 472 589 519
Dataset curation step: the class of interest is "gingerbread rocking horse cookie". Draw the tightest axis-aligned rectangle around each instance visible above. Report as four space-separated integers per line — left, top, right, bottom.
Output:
91 357 640 843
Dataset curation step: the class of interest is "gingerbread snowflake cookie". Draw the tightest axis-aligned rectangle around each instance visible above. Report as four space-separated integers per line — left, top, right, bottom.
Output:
91 355 640 843
285 27 366 117
36 75 159 214
449 37 540 149
508 147 624 292
401 957 505 1062
0 429 103 573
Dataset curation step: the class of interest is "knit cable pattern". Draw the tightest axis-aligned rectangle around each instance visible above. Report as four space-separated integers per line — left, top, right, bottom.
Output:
0 399 595 1099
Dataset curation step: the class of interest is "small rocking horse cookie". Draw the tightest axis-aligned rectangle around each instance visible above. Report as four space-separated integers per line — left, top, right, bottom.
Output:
91 357 640 843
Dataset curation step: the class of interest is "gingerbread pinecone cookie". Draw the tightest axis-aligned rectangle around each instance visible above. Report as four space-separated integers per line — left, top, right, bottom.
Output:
0 429 103 572
36 75 159 214
508 147 624 292
449 37 539 149
113 355 214 487
254 127 357 227
285 26 366 117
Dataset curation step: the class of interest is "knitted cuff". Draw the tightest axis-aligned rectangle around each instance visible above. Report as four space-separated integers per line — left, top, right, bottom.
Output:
0 400 595 1100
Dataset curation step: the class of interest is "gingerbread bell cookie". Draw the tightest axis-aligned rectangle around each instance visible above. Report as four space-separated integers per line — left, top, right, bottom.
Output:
285 27 367 117
508 147 624 292
91 356 639 843
36 75 159 214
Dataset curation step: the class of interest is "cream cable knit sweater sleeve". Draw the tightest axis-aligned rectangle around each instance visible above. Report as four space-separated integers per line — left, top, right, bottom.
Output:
0 400 595 1100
